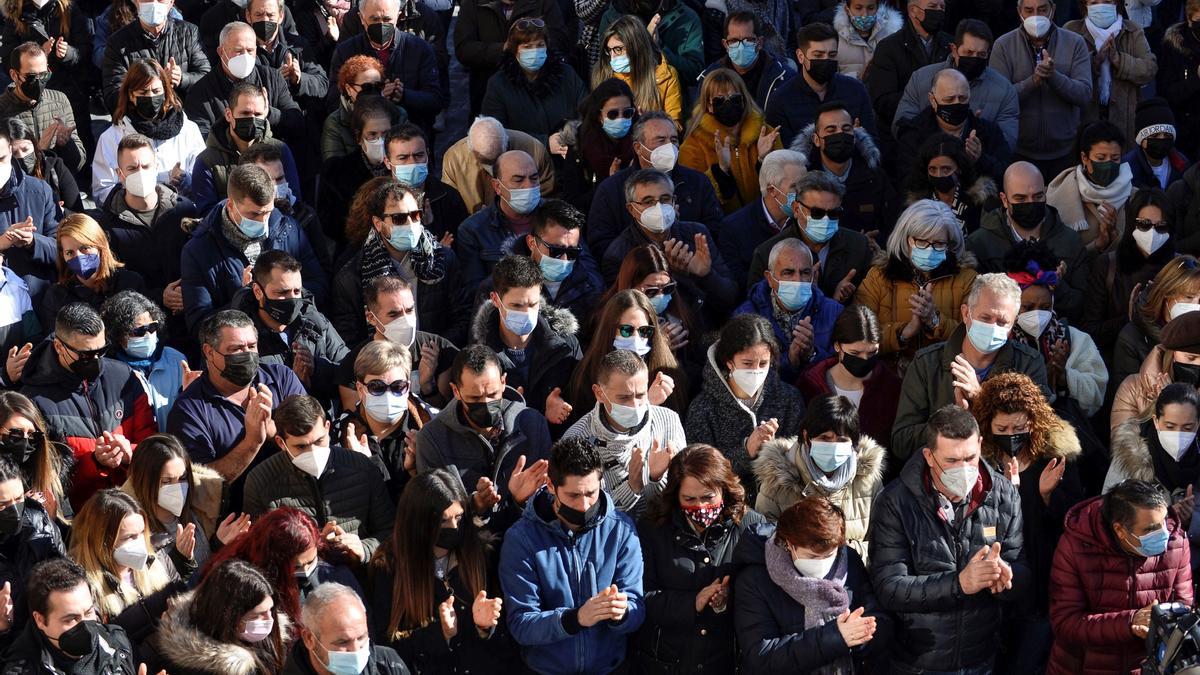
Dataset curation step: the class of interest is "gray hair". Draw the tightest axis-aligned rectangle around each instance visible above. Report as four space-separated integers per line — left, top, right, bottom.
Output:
758 149 806 194
885 199 966 263
966 273 1021 312
300 583 364 636
466 116 508 161
198 309 257 350
623 168 674 203
632 111 674 146
247 0 284 12
767 237 813 274
219 21 254 47
100 291 166 344
795 170 845 202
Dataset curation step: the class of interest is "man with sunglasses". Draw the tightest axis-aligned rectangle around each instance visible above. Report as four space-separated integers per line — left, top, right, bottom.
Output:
0 42 86 174
20 303 157 512
244 394 395 564
458 149 545 291
587 112 723 259
513 199 604 326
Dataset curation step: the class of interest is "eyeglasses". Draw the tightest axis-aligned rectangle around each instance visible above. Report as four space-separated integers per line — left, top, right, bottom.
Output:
723 38 758 48
1 429 43 445
1134 218 1171 234
633 195 676 208
711 93 744 107
639 282 676 298
362 379 410 396
604 106 636 120
534 236 581 260
130 322 160 338
380 211 421 225
799 204 843 220
617 324 655 339
514 17 545 29
911 236 949 252
59 340 109 360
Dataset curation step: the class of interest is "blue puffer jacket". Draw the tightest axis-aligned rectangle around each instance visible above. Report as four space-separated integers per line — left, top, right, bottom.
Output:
499 488 646 675
180 202 328 334
734 280 844 382
0 165 58 283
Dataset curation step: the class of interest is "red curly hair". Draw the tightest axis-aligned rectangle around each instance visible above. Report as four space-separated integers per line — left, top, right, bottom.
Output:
971 371 1061 462
337 55 384 96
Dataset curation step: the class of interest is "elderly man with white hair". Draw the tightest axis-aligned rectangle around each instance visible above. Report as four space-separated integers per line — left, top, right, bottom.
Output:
284 582 411 674
442 116 556 214
183 21 305 139
718 150 808 293
891 272 1052 460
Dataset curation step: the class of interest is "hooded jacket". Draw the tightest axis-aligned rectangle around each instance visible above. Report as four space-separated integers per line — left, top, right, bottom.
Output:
498 488 645 675
789 124 895 238
1103 415 1181 492
754 435 886 558
94 183 198 303
1126 144 1188 191
679 108 783 213
1047 497 1192 675
140 590 292 675
833 2 904 79
20 339 157 512
101 18 211 111
735 278 844 381
868 453 1026 671
189 118 303 211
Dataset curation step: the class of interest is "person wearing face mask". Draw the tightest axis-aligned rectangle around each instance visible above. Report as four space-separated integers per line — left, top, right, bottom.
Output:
1158 4 1200 164
679 70 783 214
100 292 188 434
0 456 66 652
891 273 1051 462
633 444 767 673
197 0 300 57
1128 104 1192 195
324 56 390 161
735 495 892 673
40 215 147 334
1048 479 1192 675
1109 254 1200 393
457 149 550 290
500 436 645 673
0 122 60 287
290 583 412 675
561 350 685 514
833 0 904 79
140 559 290 674
870 404 1024 673
100 0 211 112
3 558 137 674
0 393 69 524
6 118 81 214
765 22 877 147
415 345 552 535
1112 311 1200 434
590 17 683 125
244 0 329 118
697 12 794 111
0 42 86 175
381 125 468 242
21 303 157 512
736 238 843 381
365 469 517 674
990 0 1093 180
1046 121 1134 253
863 0 952 142
904 134 1002 235
317 95 407 241
472 256 582 429
443 115 557 215
243 143 334 277
505 199 604 328
243 396 395 566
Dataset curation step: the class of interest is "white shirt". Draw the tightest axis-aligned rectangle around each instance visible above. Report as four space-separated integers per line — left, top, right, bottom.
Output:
92 116 205 203
833 384 864 408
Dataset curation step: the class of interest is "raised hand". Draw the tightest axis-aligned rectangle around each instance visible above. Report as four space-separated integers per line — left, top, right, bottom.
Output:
167 56 182 86
1132 600 1157 638
544 387 573 425
647 439 674 482
628 445 645 492
175 522 197 560
216 512 252 544
1038 457 1066 506
662 238 695 274
5 342 31 384
0 581 12 633
687 233 712 277
163 279 185 312
344 421 371 456
472 590 503 631
169 162 184 186
438 597 458 641
419 341 440 395
964 130 982 163
788 317 814 366
404 429 417 474
243 385 274 447
660 320 689 351
756 124 781 157
836 606 877 647
714 131 732 173
746 418 779 459
291 343 313 386
1176 484 1196 529
648 371 675 405
1002 454 1020 489
708 575 731 611
508 455 550 505
472 476 501 514
833 268 858 303
548 132 568 158
280 52 301 86
950 354 982 404
180 360 202 391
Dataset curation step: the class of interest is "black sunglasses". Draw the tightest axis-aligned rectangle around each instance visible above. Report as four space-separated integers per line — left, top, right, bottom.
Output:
604 106 636 120
800 204 844 220
1 429 43 446
617 324 655 339
1133 219 1170 234
380 211 421 225
640 282 676 298
535 236 581 260
356 81 383 95
362 379 410 396
130 322 160 338
59 339 109 360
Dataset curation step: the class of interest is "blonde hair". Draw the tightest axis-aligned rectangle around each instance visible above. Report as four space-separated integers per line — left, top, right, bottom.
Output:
591 16 663 116
55 214 124 285
1142 255 1200 326
685 68 761 138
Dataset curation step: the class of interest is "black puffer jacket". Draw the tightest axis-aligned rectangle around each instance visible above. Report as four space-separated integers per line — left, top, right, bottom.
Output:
101 18 211 111
868 452 1027 671
0 499 65 651
2 619 135 675
633 507 767 674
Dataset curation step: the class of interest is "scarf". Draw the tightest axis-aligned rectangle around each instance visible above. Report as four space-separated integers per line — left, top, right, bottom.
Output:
1012 312 1071 362
358 227 446 293
1084 17 1122 105
586 401 655 510
1051 163 1133 232
797 441 858 494
221 205 266 251
128 106 185 141
763 533 854 675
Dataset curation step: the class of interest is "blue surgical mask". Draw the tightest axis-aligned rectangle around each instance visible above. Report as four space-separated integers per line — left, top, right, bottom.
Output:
726 41 757 68
910 245 947 272
649 293 671 315
125 332 158 359
538 255 574 282
804 216 837 243
233 202 268 239
1087 3 1118 28
1128 525 1169 557
809 440 854 473
363 389 409 425
502 186 541 214
323 642 371 675
602 116 632 139
502 305 538 336
966 315 1009 354
773 277 811 311
67 253 101 280
392 162 428 187
275 181 297 206
611 54 631 73
518 46 548 71
613 334 650 356
388 223 423 251
850 13 877 31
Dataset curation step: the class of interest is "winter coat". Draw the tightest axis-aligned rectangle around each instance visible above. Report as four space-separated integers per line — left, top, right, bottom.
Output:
0 88 85 174
179 200 327 335
600 2 704 84
716 198 786 296
19 339 157 511
1103 415 1189 493
853 251 978 358
869 453 1026 671
1109 346 1171 436
440 129 556 215
456 0 568 113
833 2 904 79
182 63 305 141
0 165 58 283
863 19 953 132
697 55 794 112
0 0 92 102
91 4 182 68
734 279 844 381
481 57 588 147
1164 160 1200 255
498 489 645 675
196 0 299 57
967 205 1092 321
894 57 1021 150
1125 144 1188 191
1158 23 1200 161
189 118 303 211
895 105 1012 183
2 619 135 675
139 589 292 675
1079 241 1170 356
0 499 64 649
253 29 329 108
679 108 782 213
789 124 895 237
753 435 886 559
904 174 1000 236
326 31 444 126
765 70 877 148
39 269 147 331
101 18 211 111
1063 19 1157 153
282 639 411 675
795 355 903 441
748 220 874 305
989 26 1093 160
91 115 206 204
1047 497 1192 674
634 509 768 674
609 54 685 125
94 183 198 304
891 324 1050 461
1030 324 1109 418
685 344 806 492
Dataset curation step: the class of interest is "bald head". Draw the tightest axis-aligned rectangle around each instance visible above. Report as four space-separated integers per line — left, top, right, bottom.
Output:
362 0 399 20
931 68 970 99
1002 161 1045 197
496 151 536 183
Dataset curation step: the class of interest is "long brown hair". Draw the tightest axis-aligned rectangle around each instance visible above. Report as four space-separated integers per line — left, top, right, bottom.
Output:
605 244 700 341
113 59 181 124
125 434 195 535
972 371 1063 463
591 15 663 115
11 0 72 40
685 67 762 138
0 391 64 521
1142 255 1200 326
188 559 286 673
646 444 747 526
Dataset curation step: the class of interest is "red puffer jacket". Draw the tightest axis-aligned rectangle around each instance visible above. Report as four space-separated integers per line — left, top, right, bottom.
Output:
1047 496 1193 675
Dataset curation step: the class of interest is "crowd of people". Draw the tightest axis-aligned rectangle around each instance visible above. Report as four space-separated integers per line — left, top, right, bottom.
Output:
0 0 1196 671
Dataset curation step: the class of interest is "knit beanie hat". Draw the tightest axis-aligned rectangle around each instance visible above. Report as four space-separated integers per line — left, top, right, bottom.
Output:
1135 97 1176 145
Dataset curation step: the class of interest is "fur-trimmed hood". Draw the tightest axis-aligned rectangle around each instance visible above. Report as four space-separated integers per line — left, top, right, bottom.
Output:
469 297 579 344
151 591 293 675
753 434 887 505
832 2 904 49
1109 417 1156 485
905 175 998 210
983 416 1083 466
789 124 881 171
1164 21 1200 55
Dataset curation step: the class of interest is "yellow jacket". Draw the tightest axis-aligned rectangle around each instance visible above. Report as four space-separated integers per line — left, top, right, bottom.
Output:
613 55 683 126
854 257 979 357
679 108 781 213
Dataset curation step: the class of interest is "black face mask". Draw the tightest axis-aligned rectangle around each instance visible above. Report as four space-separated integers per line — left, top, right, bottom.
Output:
1144 137 1174 161
436 526 464 550
0 436 35 465
71 356 101 381
20 73 47 101
711 99 745 127
1009 201 1046 230
935 101 970 126
805 58 838 85
556 497 601 528
134 93 164 119
252 19 278 42
56 620 103 658
955 55 987 81
463 399 503 428
232 116 267 143
219 351 259 387
919 8 946 34
1087 160 1120 187
931 172 958 194
1175 362 1200 386
993 432 1030 458
367 22 396 46
821 132 855 163
840 351 877 379
0 501 23 537
261 294 303 327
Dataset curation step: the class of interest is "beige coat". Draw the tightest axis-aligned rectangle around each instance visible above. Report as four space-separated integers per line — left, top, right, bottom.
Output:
440 128 558 214
1063 19 1157 154
1111 344 1173 436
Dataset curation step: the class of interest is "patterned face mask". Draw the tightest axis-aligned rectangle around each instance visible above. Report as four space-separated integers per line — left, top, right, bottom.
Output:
682 501 724 527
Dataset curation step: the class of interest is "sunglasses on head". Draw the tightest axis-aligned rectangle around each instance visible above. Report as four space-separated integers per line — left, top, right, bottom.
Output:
535 236 581 260
1 429 43 445
604 106 636 120
617 324 655 339
800 204 844 220
362 379 410 396
380 211 421 226
514 17 545 29
130 322 160 338
640 282 676 298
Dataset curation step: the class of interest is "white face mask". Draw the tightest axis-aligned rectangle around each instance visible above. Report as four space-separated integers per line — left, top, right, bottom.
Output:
124 168 158 199
1023 14 1052 38
646 143 679 172
730 367 769 397
225 52 256 80
1016 309 1053 337
363 137 386 164
113 538 150 570
378 312 416 346
157 482 188 517
1132 228 1170 257
638 203 675 233
792 550 837 578
1158 430 1198 461
291 444 331 478
1169 302 1200 321
938 463 979 500
603 390 647 429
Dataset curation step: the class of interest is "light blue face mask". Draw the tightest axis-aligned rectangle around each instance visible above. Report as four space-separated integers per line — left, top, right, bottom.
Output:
232 202 268 239
1087 2 1118 28
539 255 574 282
610 54 631 73
518 46 548 71
125 332 158 359
1128 524 1169 557
502 305 538 336
774 277 811 311
392 162 428 187
726 40 757 68
363 389 408 425
322 642 371 675
910 244 947 272
602 116 633 139
809 440 854 473
649 293 671 315
773 188 796 217
965 316 1009 354
804 216 838 243
388 224 423 251
502 186 541 214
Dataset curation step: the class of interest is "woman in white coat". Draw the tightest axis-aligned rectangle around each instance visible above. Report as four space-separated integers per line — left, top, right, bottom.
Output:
833 0 903 79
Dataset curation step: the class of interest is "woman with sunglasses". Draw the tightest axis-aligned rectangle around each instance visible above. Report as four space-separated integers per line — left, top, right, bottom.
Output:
40 214 146 332
609 244 706 366
680 68 782 214
100 291 187 433
591 15 682 124
0 454 67 642
553 78 640 199
323 55 390 161
0 391 69 523
904 133 999 236
1112 290 1200 434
